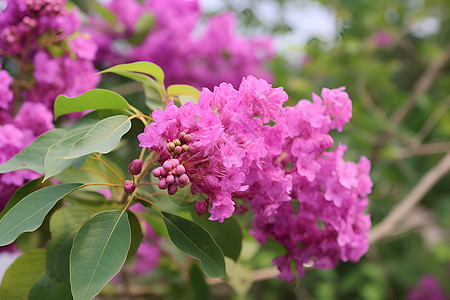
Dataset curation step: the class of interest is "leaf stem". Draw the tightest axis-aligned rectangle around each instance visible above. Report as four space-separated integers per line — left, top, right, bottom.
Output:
90 156 124 183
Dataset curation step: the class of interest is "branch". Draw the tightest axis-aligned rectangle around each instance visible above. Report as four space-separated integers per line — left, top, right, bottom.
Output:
397 141 450 159
392 44 450 126
370 151 450 244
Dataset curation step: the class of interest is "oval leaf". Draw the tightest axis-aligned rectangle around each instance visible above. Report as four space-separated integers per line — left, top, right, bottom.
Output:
161 211 226 278
44 129 92 181
0 177 43 220
0 183 83 246
99 61 165 83
28 274 72 300
167 84 201 104
0 249 46 300
70 210 131 300
0 129 65 174
62 115 131 159
46 206 94 281
192 213 242 261
54 89 130 119
129 13 155 46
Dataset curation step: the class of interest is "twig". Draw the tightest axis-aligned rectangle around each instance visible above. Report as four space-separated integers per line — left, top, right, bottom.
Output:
392 44 450 126
410 95 450 147
370 151 450 244
397 141 450 159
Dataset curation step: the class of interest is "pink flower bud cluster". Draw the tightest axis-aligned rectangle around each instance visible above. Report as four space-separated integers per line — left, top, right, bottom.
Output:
138 75 372 280
86 0 273 89
0 0 99 212
152 158 189 195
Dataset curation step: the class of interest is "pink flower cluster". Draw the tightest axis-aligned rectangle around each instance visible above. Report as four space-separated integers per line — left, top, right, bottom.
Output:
0 0 99 211
87 0 273 89
138 76 372 280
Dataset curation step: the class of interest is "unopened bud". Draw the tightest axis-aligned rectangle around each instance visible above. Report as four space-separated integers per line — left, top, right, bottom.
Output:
123 180 136 193
166 174 175 184
175 164 185 175
128 159 143 175
163 160 173 172
195 200 208 216
158 178 168 189
152 167 162 178
182 144 189 152
178 173 190 187
174 146 182 155
168 184 177 195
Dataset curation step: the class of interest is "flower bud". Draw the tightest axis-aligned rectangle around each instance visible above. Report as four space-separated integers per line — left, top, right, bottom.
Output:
123 180 136 193
166 174 175 184
195 200 208 216
175 164 185 175
152 167 162 178
168 184 177 195
182 144 189 152
158 178 168 189
174 146 182 155
128 159 143 175
163 160 173 171
173 139 181 146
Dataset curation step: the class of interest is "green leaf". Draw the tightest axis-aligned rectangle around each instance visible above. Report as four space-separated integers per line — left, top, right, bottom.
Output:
91 1 116 24
46 206 93 281
129 13 155 46
0 177 43 219
62 115 131 159
161 211 226 278
0 249 46 300
192 213 242 261
0 129 65 174
127 211 143 259
0 183 83 246
189 263 211 300
167 84 201 104
99 61 165 83
54 89 130 119
28 274 72 300
70 210 131 300
44 129 92 181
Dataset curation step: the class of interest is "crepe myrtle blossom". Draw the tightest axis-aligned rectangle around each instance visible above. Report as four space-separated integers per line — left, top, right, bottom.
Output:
138 76 372 280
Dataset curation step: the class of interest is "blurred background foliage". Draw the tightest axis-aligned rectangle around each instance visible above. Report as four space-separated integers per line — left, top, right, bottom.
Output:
198 0 449 299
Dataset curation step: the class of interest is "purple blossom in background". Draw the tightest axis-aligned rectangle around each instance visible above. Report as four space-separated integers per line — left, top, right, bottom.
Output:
0 0 99 211
87 0 273 89
408 274 448 300
139 76 372 280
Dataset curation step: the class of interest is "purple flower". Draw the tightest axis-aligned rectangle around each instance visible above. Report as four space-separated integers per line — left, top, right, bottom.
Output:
408 274 448 300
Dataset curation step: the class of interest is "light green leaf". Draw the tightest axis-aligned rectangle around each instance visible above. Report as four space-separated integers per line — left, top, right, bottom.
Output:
99 61 165 83
62 115 131 159
54 89 130 119
0 249 46 300
161 211 226 278
167 84 201 104
129 13 155 45
0 129 65 174
91 1 116 24
192 213 242 261
46 206 93 281
0 183 83 246
28 274 72 300
44 129 91 181
70 210 131 300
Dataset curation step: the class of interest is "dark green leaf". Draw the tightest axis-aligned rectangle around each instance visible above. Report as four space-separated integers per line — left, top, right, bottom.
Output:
99 61 165 83
192 213 242 261
0 177 44 219
161 211 226 278
62 115 131 159
129 13 155 45
127 210 143 259
0 183 83 246
0 129 65 174
28 274 72 300
189 263 211 300
0 249 46 300
70 210 131 300
54 89 130 119
46 206 93 281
